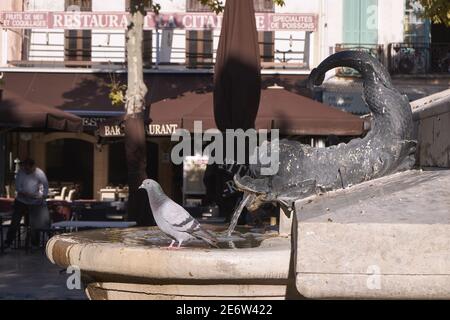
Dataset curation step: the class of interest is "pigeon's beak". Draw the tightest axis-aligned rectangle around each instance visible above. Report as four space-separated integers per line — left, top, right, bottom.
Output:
138 184 144 189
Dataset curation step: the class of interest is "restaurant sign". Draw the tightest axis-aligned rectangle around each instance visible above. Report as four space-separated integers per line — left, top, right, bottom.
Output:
0 11 318 32
99 123 179 138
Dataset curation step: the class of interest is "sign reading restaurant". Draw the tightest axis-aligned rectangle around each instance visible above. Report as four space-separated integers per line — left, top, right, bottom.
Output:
0 11 318 31
100 123 179 137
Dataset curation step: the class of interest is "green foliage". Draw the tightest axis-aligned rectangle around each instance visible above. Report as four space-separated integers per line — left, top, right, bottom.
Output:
129 0 160 14
107 81 127 106
197 0 285 14
136 0 285 15
418 0 450 26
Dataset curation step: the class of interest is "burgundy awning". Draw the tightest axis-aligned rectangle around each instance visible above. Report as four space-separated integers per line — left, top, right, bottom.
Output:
0 90 82 132
1 71 214 116
182 88 366 136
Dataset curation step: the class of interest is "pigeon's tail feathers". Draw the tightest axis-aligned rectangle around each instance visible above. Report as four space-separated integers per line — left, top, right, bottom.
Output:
193 229 219 248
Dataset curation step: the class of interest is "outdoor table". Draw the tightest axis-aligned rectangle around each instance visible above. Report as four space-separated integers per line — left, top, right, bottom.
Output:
69 200 127 221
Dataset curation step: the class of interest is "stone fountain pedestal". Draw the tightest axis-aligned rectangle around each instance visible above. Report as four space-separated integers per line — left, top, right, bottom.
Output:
46 227 293 300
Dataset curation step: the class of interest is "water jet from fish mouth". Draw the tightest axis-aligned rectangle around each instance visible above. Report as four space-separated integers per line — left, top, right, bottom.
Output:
227 192 255 237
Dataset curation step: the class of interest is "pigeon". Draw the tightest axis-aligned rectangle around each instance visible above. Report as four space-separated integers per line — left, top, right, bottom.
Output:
139 179 219 249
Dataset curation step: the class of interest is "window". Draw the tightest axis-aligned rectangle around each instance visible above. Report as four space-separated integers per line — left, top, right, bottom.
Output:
343 0 378 44
65 0 91 11
64 0 92 62
185 0 213 68
186 0 211 12
253 0 275 12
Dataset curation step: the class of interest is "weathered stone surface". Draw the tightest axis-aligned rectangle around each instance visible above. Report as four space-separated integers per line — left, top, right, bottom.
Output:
295 169 450 299
85 283 287 300
297 275 450 299
412 89 450 168
46 229 292 300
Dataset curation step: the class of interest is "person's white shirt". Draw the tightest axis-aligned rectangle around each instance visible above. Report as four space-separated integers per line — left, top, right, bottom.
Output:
15 167 49 205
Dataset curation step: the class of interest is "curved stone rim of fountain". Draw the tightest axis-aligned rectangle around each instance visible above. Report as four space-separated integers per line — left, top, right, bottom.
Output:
46 227 292 282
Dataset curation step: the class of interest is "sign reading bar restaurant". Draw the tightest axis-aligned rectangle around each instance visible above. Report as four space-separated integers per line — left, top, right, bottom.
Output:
0 11 318 31
99 123 179 138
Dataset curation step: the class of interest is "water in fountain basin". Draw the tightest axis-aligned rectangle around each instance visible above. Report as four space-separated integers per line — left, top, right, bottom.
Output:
66 226 277 249
227 192 255 236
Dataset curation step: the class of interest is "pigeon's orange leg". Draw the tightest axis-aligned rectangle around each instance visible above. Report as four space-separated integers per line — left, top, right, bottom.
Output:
166 240 176 250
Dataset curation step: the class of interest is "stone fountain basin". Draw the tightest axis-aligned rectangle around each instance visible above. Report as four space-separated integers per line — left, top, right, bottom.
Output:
46 227 292 300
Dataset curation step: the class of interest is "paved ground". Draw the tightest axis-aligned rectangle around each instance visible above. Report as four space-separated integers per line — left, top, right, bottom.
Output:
0 249 87 300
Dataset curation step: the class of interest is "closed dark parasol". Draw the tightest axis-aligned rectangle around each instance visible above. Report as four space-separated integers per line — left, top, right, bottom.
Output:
213 0 261 131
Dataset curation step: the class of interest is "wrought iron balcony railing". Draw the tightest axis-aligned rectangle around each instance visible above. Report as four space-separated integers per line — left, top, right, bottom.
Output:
388 42 450 75
7 29 312 71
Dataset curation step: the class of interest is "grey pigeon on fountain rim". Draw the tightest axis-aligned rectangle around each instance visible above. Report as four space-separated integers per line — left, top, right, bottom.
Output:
139 179 219 249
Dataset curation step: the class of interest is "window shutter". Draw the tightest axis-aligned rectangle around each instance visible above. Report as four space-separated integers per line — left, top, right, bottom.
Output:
254 0 275 64
186 30 213 68
64 0 92 62
185 1 213 68
259 31 275 62
65 30 92 62
343 0 378 44
143 30 153 67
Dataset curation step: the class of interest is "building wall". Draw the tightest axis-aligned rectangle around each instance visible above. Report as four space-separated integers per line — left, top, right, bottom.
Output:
27 0 64 61
2 0 412 69
92 0 126 63
0 0 23 66
320 0 343 61
378 0 404 46
20 0 324 68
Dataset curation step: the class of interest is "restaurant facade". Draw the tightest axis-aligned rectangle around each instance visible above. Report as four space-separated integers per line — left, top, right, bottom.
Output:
2 0 424 203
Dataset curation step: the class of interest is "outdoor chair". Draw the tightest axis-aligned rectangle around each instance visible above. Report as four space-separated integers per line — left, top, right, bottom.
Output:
65 189 76 202
5 185 11 198
54 186 68 201
99 188 117 201
117 190 129 202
